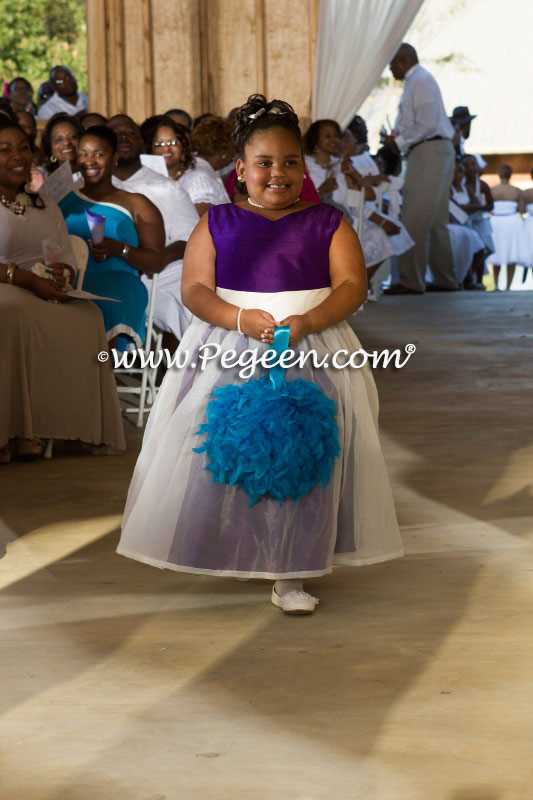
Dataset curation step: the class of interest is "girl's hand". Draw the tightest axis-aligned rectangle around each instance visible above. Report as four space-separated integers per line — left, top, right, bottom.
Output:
29 273 70 303
277 314 311 346
90 237 123 262
239 309 276 343
48 262 75 288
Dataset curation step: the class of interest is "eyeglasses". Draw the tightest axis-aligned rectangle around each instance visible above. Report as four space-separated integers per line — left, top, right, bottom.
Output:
54 79 66 85
153 140 179 147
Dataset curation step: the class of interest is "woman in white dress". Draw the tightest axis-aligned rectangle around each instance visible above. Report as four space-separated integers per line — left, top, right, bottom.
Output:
304 121 414 296
0 119 125 463
448 160 485 287
489 165 525 290
462 154 494 254
143 115 231 215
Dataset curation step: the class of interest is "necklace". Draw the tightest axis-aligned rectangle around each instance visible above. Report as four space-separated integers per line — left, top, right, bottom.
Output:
247 197 300 210
0 192 29 215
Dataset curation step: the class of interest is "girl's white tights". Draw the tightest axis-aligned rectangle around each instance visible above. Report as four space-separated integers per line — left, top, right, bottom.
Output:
274 579 303 596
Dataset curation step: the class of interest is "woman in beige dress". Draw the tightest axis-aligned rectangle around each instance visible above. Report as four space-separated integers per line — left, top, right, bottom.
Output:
0 119 125 463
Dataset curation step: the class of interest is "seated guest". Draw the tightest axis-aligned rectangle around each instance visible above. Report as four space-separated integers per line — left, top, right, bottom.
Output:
375 145 404 219
37 81 54 107
305 120 414 294
108 114 199 348
183 116 233 214
40 113 84 177
461 154 494 255
346 116 391 191
192 113 213 129
36 66 88 120
448 160 486 288
79 111 108 130
164 108 192 131
450 106 476 158
15 110 37 152
0 119 125 462
60 126 165 350
0 99 17 122
141 115 195 181
7 77 36 115
144 115 230 214
489 164 525 290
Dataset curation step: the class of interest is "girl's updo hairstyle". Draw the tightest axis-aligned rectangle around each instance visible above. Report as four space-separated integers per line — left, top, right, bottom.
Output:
82 125 118 152
303 119 341 155
232 94 301 158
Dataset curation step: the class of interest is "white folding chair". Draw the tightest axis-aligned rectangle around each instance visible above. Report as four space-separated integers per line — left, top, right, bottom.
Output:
347 188 365 239
114 274 163 428
43 235 90 459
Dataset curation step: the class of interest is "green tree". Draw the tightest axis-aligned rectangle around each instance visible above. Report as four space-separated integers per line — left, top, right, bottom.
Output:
0 0 87 95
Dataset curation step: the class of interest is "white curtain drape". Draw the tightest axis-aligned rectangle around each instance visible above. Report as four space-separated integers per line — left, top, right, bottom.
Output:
313 0 426 128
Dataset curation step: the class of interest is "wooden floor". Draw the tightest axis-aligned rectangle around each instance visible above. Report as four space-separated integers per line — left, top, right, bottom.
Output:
1 292 532 800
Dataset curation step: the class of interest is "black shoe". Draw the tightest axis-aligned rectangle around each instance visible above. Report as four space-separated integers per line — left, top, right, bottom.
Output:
425 283 460 292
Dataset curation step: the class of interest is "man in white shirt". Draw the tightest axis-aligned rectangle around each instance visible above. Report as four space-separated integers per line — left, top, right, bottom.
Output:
36 67 88 120
108 114 200 349
383 44 457 294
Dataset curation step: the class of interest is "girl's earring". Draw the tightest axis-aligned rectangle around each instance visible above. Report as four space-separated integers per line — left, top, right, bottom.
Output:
50 155 57 163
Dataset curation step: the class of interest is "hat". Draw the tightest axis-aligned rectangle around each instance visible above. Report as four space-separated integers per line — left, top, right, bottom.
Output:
450 106 476 124
49 65 74 82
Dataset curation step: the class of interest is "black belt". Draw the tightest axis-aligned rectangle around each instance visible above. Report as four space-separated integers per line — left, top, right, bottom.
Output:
408 135 449 155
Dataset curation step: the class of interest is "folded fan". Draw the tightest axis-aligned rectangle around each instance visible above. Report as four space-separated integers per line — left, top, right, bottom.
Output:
193 326 340 506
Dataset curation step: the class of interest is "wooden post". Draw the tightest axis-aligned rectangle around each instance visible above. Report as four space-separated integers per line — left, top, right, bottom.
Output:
256 0 266 97
199 0 210 113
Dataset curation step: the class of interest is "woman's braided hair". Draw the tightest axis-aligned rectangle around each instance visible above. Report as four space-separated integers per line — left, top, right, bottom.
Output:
232 94 301 157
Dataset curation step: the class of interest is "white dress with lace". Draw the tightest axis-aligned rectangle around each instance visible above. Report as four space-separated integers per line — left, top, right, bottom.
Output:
304 156 414 268
178 157 231 207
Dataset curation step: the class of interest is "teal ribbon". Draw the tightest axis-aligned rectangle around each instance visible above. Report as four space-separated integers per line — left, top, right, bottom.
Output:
269 325 290 391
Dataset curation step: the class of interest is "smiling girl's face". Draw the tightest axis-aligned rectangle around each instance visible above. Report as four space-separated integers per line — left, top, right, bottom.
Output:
236 128 304 210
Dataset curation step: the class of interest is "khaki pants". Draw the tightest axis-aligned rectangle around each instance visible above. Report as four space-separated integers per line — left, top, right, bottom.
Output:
398 138 456 292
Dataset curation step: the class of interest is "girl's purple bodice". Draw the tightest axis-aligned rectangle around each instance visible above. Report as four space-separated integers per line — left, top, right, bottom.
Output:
208 203 343 292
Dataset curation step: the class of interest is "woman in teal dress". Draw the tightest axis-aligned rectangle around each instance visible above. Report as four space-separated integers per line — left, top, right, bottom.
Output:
60 126 165 350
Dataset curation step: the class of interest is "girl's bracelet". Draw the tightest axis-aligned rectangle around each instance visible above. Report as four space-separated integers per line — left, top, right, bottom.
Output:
237 307 244 334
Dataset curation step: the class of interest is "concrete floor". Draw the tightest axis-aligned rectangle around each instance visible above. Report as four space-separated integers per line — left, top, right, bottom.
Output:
1 292 532 800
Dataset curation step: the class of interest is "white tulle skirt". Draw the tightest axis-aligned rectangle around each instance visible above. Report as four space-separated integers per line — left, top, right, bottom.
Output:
488 202 524 266
117 319 403 579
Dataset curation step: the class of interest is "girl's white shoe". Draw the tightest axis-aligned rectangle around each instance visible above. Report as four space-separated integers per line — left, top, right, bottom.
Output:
271 586 319 615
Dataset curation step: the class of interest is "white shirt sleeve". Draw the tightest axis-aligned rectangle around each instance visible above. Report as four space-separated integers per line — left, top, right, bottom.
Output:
169 182 200 241
395 67 454 153
179 168 230 206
